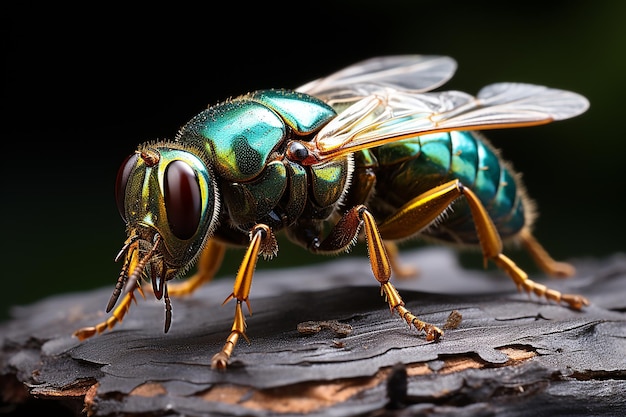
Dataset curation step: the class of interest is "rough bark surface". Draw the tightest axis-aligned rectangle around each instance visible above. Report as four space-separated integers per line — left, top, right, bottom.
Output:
1 248 625 416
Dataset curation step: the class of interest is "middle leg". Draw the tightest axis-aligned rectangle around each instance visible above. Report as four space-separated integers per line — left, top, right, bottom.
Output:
312 205 444 341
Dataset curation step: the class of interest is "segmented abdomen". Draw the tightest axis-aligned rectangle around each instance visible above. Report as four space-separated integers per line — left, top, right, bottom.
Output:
368 131 528 244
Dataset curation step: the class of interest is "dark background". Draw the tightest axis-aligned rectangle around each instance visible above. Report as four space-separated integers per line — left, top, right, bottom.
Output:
4 1 625 320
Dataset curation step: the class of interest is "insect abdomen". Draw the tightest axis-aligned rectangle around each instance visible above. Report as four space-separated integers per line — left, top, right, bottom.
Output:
370 131 528 244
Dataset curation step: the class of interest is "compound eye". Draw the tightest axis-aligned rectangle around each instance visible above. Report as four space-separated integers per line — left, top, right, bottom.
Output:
115 153 139 220
164 160 201 240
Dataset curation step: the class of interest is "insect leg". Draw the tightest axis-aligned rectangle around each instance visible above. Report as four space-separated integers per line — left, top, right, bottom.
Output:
385 241 419 279
73 286 144 340
74 238 146 340
313 206 444 342
461 185 588 309
167 239 227 297
518 228 576 278
211 224 277 370
377 179 588 310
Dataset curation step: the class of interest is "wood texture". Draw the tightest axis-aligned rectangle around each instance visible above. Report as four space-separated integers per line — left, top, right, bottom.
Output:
1 248 625 416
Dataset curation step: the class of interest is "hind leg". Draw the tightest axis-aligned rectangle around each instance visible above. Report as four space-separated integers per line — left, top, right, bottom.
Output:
518 228 575 278
385 241 419 279
377 180 588 310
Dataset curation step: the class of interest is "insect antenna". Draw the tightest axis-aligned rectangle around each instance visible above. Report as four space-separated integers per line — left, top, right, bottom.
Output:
106 236 139 312
106 253 134 312
123 235 162 295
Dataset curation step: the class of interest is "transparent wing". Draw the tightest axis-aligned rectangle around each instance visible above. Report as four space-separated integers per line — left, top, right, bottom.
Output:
307 82 589 159
296 55 457 108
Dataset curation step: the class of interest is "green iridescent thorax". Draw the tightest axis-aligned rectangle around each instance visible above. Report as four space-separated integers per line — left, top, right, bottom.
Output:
179 89 336 183
175 89 349 231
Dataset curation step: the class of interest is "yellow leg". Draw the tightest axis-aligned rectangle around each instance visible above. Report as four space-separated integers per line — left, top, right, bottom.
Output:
385 241 419 279
377 180 588 310
305 205 443 341
73 287 144 340
74 239 225 341
360 208 444 341
167 239 227 297
211 224 277 370
74 237 146 340
518 228 575 278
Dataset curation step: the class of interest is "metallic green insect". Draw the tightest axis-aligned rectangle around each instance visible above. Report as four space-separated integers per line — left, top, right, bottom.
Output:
74 55 590 370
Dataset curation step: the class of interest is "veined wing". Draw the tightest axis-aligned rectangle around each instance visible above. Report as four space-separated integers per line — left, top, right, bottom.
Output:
307 82 589 160
296 55 457 108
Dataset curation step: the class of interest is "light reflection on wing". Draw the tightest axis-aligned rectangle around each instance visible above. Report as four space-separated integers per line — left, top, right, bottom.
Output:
308 83 589 159
297 55 457 108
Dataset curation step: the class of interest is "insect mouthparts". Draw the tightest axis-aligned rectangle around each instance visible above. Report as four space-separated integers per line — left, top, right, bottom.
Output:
123 234 162 295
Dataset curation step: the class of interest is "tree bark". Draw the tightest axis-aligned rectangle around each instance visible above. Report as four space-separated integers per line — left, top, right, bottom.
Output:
1 248 625 416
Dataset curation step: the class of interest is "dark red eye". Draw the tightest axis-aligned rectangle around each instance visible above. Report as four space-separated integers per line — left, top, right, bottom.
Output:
164 160 201 240
115 153 139 220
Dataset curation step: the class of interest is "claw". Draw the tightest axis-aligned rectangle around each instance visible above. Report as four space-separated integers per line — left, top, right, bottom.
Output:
561 294 590 310
425 325 444 342
211 352 229 370
73 327 97 341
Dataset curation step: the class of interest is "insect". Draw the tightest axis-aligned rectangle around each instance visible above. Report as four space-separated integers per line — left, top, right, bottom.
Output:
73 55 590 370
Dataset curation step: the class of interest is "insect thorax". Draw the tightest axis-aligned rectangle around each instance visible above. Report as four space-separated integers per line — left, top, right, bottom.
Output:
175 89 354 246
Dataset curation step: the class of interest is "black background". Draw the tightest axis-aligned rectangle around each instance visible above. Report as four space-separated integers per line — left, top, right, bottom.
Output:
4 1 625 319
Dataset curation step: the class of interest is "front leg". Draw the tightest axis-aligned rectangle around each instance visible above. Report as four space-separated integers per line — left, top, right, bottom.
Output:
211 224 277 370
73 287 144 340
